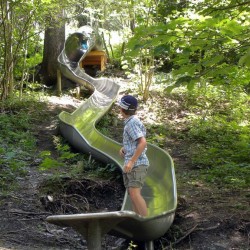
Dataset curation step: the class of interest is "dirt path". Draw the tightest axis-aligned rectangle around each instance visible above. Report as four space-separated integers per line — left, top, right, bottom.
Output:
0 96 249 250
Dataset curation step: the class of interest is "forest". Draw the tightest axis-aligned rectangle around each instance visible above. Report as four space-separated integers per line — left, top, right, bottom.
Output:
0 0 249 249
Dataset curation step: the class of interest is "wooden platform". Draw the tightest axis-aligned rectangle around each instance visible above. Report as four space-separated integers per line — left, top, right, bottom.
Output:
81 51 107 71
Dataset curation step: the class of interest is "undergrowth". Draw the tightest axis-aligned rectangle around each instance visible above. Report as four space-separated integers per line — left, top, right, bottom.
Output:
184 86 250 188
0 92 121 193
0 94 48 190
38 134 121 180
1 85 249 192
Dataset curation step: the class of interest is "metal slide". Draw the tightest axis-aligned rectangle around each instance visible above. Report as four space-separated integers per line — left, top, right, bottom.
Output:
46 26 177 250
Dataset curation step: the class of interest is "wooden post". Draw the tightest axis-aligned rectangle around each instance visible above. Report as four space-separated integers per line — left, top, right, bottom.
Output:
57 69 62 96
87 220 102 250
76 85 80 99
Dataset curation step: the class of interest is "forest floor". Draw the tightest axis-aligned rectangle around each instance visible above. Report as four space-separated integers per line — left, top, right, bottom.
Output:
0 84 249 250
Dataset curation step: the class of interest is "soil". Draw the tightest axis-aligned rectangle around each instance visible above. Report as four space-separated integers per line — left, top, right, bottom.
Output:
0 94 249 250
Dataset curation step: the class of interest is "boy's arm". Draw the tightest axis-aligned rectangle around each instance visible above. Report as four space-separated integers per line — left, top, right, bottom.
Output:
124 136 147 173
130 136 147 163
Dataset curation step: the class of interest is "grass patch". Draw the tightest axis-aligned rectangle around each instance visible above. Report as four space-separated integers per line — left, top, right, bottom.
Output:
145 84 249 190
200 163 249 188
182 86 250 189
0 94 48 190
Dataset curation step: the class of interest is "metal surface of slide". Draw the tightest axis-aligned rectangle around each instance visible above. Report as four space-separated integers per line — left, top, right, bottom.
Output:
46 26 177 249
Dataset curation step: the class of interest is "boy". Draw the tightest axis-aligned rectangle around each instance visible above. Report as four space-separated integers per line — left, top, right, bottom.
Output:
118 95 149 216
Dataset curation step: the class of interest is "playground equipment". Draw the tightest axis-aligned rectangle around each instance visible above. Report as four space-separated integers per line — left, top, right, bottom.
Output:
46 26 177 250
81 50 107 71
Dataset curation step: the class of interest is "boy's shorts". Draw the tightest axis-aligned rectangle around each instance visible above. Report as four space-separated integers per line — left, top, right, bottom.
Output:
123 165 148 189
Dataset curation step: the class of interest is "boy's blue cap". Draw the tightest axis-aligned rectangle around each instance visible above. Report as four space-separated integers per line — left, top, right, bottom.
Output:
118 95 138 110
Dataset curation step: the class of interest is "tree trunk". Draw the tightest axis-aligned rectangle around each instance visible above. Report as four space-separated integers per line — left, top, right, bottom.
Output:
40 21 65 86
0 0 14 101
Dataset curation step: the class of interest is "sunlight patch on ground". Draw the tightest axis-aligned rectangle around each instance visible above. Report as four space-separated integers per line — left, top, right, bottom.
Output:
45 95 82 108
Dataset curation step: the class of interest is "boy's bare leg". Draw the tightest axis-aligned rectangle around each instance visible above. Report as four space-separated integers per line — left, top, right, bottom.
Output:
128 187 148 216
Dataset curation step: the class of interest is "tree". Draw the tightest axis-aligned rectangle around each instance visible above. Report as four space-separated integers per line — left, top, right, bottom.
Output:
0 0 50 100
0 0 79 100
38 0 85 86
124 0 250 94
1 0 17 100
40 15 65 86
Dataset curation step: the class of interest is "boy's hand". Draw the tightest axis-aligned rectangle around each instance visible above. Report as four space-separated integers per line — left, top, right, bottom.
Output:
119 147 125 158
124 160 134 173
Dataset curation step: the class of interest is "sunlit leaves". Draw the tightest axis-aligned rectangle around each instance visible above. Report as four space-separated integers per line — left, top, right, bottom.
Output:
124 0 250 91
202 55 224 67
239 48 250 67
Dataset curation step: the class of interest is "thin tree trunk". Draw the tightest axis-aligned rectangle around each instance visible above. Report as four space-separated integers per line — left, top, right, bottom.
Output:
19 39 28 100
1 0 14 100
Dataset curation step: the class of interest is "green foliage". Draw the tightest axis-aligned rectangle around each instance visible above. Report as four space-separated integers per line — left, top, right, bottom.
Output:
0 93 121 188
0 96 46 190
77 156 121 181
106 43 125 67
188 117 250 165
181 86 250 188
200 163 249 188
96 111 117 138
39 153 63 170
127 241 138 250
0 0 83 100
239 47 250 68
123 2 250 92
39 136 78 170
140 82 249 190
147 124 170 148
38 134 121 181
54 136 79 161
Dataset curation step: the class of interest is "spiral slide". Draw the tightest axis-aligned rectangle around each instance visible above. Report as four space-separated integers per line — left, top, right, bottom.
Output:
46 26 177 250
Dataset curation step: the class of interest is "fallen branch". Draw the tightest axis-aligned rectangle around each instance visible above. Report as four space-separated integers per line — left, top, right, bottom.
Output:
8 209 51 216
163 223 221 249
163 224 198 249
0 226 30 236
18 217 44 221
196 223 220 232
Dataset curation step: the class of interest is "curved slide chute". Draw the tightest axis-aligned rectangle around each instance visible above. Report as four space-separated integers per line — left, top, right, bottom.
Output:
46 26 177 250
